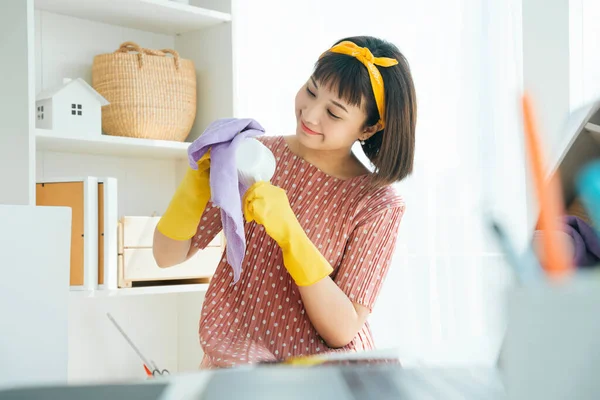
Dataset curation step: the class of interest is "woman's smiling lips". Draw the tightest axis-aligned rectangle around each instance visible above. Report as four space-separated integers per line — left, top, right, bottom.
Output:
301 120 321 136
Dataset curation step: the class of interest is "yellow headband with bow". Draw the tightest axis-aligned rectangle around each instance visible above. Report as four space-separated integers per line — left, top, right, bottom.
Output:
322 41 398 129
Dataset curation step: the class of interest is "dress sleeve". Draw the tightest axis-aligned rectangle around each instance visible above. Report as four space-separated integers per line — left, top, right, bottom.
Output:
191 201 223 250
333 201 405 312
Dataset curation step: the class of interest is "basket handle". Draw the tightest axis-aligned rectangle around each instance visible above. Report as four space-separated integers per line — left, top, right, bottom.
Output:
115 42 180 70
159 48 181 70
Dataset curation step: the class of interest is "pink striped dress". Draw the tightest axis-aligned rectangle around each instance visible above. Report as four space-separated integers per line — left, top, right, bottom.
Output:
192 136 405 369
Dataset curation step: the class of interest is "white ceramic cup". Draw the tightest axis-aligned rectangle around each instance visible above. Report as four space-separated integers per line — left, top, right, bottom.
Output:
235 138 277 188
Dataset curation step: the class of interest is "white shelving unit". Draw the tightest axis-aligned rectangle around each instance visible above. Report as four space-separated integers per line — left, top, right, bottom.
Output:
36 129 190 159
70 283 210 298
2 0 234 384
34 0 231 35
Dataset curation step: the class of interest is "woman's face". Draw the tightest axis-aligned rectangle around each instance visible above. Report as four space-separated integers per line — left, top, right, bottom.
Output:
294 76 372 152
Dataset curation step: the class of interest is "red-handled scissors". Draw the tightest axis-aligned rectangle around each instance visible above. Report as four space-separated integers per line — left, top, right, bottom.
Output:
107 313 170 377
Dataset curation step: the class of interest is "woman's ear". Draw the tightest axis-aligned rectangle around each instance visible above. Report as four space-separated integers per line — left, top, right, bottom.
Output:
361 122 383 141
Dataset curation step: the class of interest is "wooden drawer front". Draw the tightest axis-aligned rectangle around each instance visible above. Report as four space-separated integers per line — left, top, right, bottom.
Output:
122 247 222 282
122 216 223 248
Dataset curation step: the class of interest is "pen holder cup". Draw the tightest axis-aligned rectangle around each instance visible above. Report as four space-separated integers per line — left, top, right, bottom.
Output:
501 272 600 400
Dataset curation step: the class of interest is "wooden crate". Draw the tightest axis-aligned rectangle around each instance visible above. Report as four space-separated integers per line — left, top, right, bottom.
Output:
117 216 223 288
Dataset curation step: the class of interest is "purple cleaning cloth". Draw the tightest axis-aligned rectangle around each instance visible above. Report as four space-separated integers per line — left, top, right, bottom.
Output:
562 215 600 267
187 118 265 283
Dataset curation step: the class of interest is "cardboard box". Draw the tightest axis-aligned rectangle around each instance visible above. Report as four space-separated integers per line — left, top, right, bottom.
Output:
36 177 98 290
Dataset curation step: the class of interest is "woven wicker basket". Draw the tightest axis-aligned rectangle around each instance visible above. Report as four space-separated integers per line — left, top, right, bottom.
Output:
92 42 197 142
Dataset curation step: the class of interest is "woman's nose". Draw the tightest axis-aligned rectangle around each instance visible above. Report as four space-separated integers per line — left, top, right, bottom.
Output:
302 105 321 125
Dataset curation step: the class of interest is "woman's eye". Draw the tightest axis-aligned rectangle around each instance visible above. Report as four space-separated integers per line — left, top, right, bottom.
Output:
328 110 340 119
306 87 316 97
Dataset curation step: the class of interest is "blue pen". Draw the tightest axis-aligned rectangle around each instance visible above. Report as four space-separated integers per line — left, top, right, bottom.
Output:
489 219 543 285
576 160 600 235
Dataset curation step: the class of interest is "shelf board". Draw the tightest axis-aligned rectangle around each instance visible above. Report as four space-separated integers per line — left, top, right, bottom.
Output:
36 129 190 160
585 122 600 135
70 283 210 298
34 0 231 35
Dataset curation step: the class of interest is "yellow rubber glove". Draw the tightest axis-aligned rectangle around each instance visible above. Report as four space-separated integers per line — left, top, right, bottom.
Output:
243 181 333 286
156 152 211 241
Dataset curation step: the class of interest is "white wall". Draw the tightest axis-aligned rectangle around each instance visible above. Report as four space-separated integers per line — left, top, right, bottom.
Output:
232 0 527 366
521 0 600 158
523 0 570 156
578 0 600 107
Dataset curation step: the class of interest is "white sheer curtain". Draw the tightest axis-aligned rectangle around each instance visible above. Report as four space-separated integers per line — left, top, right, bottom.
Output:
232 0 528 366
369 0 528 366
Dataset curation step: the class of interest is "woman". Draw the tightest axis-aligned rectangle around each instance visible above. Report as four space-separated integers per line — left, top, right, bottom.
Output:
153 35 417 368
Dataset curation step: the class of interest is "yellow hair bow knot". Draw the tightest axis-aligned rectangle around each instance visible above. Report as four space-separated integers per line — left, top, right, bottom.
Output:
354 45 374 64
322 41 398 129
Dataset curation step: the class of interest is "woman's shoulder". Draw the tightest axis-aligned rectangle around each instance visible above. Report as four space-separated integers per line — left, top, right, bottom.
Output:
255 135 284 147
358 183 406 219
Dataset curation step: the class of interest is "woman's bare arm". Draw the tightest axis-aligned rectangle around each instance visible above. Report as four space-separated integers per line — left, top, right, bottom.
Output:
152 229 199 268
